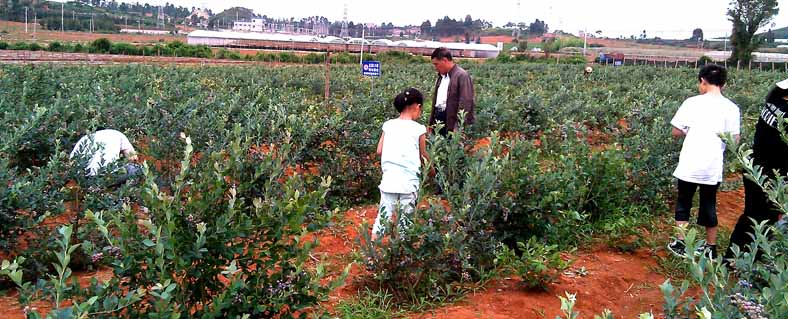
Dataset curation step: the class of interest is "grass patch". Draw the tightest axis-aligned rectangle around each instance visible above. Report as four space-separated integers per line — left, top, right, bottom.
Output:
334 288 405 319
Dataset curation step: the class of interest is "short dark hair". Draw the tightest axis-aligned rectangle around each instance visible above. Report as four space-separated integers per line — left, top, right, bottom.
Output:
431 47 453 61
698 64 727 87
393 88 424 113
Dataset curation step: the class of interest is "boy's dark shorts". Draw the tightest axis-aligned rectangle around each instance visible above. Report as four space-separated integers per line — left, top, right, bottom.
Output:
675 179 720 227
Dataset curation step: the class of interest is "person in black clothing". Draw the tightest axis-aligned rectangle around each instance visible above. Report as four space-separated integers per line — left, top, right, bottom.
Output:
724 80 788 261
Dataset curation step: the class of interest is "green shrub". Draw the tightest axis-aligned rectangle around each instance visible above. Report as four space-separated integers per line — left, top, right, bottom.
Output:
278 52 301 63
27 43 43 51
494 237 572 290
215 48 241 60
110 42 140 55
2 132 347 317
90 38 112 54
302 53 325 64
358 127 504 304
47 41 65 52
9 42 29 50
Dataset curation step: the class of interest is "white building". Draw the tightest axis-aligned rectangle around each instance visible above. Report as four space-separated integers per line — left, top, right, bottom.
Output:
187 30 500 58
120 28 172 35
233 19 266 32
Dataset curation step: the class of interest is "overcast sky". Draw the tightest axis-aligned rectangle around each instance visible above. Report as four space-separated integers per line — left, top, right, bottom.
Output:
158 0 788 39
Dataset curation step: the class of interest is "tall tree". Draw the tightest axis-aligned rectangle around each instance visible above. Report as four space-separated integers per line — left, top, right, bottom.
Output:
528 19 547 36
691 28 704 41
766 28 776 43
420 20 432 35
728 0 779 64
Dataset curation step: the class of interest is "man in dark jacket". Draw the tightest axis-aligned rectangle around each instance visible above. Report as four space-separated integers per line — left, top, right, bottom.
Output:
724 79 788 261
428 47 475 136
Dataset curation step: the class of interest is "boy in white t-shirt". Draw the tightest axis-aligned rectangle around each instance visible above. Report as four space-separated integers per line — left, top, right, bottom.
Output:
371 88 429 241
668 65 740 259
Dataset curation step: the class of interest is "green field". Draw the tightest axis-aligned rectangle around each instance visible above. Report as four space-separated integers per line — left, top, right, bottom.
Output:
1 63 786 317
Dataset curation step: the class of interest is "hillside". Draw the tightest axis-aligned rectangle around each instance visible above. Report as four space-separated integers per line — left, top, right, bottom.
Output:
0 0 193 32
208 7 256 29
766 26 788 39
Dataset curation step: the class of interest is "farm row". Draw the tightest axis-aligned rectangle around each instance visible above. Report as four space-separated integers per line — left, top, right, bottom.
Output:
0 63 786 317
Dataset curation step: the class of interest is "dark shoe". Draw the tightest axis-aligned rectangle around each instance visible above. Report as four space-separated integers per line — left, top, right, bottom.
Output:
696 244 718 259
667 239 686 257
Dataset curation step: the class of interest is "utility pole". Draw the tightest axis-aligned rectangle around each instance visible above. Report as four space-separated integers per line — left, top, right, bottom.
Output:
360 27 364 65
61 2 64 32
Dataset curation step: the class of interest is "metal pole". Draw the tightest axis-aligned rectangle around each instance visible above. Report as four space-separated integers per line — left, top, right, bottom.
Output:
360 28 364 65
25 7 28 33
61 2 64 32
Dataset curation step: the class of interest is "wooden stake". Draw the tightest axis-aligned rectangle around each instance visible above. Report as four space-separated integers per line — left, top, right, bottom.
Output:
324 51 331 105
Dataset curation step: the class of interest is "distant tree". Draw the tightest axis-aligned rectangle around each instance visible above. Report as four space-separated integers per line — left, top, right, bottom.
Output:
420 20 432 36
691 28 704 41
728 0 779 64
640 30 647 39
528 19 548 36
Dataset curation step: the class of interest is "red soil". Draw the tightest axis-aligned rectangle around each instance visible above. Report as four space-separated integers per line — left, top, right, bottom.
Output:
0 21 185 44
717 187 746 230
419 247 666 318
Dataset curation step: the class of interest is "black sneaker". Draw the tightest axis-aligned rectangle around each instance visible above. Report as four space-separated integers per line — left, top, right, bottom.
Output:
667 239 686 257
696 244 718 259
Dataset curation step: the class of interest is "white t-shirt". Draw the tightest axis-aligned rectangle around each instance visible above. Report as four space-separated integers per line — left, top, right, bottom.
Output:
671 94 740 185
435 74 450 112
69 129 135 176
379 119 427 194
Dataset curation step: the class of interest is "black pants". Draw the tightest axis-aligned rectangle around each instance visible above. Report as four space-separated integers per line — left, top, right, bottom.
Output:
724 177 782 259
675 179 719 227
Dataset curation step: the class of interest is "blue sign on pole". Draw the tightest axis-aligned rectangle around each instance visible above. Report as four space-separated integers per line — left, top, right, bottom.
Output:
362 61 381 77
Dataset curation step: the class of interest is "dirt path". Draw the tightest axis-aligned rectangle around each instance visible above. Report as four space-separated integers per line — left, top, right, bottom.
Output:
418 248 666 318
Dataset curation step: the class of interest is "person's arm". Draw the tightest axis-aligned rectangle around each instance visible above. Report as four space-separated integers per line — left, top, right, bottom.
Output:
418 133 429 164
120 135 138 161
458 72 475 125
672 126 686 138
670 102 689 139
123 149 138 162
731 108 741 144
376 132 385 157
427 77 440 134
